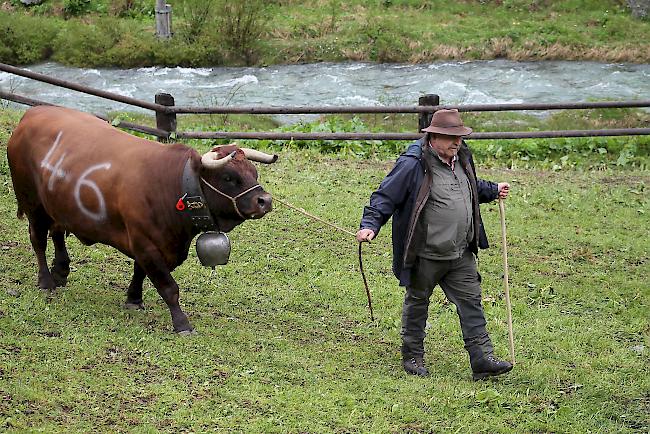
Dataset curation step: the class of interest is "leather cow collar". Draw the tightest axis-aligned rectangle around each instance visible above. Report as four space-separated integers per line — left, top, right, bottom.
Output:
176 158 218 232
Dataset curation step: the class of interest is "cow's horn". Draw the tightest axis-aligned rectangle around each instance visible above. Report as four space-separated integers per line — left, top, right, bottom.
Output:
201 150 236 169
241 148 278 164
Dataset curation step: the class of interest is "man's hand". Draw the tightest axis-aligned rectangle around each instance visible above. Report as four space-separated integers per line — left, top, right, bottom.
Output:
497 182 510 199
356 228 375 242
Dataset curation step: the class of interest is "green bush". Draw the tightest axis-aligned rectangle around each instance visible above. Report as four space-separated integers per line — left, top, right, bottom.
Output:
361 18 409 62
52 18 126 66
110 0 154 18
471 135 650 169
150 36 225 67
217 0 270 65
63 0 93 18
176 0 217 43
254 116 405 157
0 13 59 64
248 114 650 167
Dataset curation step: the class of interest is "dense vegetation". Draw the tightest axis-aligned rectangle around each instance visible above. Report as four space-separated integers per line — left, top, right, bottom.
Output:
0 108 648 432
1 0 650 67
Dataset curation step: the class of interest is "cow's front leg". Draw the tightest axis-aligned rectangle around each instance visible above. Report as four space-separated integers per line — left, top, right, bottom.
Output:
136 252 193 334
50 229 70 287
124 261 146 310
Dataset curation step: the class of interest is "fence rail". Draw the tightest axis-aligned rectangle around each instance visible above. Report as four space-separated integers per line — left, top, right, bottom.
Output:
1 62 649 142
169 101 650 115
0 90 170 138
177 129 650 141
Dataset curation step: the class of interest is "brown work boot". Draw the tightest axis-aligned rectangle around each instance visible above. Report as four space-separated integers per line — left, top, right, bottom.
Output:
402 356 429 377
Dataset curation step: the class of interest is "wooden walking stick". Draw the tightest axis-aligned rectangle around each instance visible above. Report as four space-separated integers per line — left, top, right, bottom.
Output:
498 198 516 365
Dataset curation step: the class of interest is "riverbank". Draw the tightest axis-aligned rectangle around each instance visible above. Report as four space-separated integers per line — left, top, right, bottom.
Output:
1 1 650 67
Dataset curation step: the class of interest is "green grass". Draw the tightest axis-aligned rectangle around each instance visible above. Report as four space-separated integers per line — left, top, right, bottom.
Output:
0 108 649 432
1 0 650 66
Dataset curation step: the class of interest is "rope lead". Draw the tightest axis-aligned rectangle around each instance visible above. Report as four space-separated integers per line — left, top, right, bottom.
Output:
275 196 375 321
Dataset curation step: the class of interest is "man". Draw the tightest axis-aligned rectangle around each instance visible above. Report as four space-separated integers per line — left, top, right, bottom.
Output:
356 109 513 381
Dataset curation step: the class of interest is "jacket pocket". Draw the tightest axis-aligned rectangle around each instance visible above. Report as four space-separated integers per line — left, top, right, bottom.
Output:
424 223 456 253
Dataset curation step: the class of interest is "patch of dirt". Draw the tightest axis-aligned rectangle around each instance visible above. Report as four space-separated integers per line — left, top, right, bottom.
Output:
1 241 19 250
38 330 61 338
0 2 15 12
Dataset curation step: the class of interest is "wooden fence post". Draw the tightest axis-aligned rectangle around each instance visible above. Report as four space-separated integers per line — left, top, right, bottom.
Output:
418 94 440 132
155 0 173 39
155 93 176 142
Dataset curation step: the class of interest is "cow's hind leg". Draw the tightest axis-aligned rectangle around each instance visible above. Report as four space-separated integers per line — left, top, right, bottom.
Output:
124 261 146 310
27 210 55 291
50 228 70 287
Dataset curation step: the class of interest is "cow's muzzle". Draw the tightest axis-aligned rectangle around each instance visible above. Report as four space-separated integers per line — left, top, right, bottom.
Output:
253 192 273 218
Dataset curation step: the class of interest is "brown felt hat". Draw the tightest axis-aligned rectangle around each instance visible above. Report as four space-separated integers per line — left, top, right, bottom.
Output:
421 109 472 136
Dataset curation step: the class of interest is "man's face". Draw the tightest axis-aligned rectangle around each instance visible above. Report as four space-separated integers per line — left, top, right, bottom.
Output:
430 134 462 162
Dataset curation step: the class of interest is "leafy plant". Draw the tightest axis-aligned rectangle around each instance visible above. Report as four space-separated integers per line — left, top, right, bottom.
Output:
0 13 58 64
110 0 153 18
255 116 400 158
63 0 93 18
217 0 270 65
177 0 217 43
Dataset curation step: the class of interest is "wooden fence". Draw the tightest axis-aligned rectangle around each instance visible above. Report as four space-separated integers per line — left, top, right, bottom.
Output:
1 62 649 142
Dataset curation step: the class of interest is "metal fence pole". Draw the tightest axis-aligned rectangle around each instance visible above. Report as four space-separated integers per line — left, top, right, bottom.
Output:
418 94 439 132
155 93 177 142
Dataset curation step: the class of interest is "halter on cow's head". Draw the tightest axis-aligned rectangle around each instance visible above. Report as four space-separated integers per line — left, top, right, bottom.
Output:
199 144 277 222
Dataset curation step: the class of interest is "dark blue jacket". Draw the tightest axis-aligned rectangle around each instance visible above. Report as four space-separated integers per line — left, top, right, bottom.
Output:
359 136 498 286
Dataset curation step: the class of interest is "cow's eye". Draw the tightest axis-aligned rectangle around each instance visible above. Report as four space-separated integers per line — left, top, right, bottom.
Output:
223 175 232 182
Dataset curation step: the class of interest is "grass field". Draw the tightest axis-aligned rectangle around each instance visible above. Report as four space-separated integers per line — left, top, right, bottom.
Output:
0 109 648 432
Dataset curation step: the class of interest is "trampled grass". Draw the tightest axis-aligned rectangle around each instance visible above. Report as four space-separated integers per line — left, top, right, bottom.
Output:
0 110 648 432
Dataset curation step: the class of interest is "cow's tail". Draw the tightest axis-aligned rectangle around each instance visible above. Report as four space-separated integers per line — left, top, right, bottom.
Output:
16 208 25 220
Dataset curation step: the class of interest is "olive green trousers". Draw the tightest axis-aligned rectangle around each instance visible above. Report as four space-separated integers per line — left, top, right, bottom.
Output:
401 249 488 358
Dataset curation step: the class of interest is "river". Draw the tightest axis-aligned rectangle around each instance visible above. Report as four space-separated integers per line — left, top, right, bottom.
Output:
1 60 649 123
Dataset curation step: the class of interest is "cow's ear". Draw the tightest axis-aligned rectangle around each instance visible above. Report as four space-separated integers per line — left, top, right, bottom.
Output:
211 143 239 153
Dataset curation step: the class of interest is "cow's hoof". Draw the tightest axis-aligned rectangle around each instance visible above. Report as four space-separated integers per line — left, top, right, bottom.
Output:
38 276 56 292
123 301 144 310
52 274 68 288
176 329 196 336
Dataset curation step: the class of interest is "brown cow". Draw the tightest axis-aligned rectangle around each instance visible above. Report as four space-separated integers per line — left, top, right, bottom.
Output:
7 106 277 333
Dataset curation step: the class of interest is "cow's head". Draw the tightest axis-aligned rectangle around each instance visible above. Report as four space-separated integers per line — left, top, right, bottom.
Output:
199 144 277 231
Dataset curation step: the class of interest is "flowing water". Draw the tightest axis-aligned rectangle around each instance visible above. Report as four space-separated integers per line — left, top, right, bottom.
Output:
1 60 649 123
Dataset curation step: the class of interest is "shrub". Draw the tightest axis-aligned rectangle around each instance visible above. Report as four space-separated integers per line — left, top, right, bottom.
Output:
62 0 93 18
177 0 217 44
109 0 154 18
217 0 270 65
0 13 58 64
52 18 125 66
150 36 224 67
